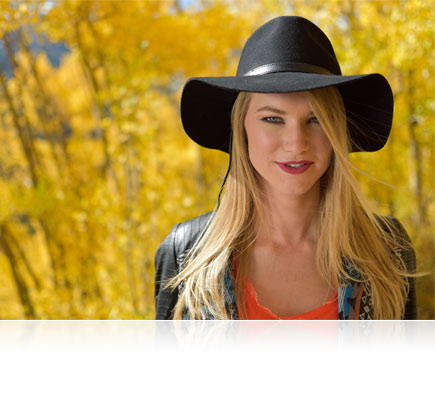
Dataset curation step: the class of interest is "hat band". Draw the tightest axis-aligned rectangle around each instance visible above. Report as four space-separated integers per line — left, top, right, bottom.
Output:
243 62 333 76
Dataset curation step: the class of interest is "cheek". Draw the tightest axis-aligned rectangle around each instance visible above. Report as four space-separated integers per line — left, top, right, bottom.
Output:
316 135 333 161
246 131 268 168
245 120 276 158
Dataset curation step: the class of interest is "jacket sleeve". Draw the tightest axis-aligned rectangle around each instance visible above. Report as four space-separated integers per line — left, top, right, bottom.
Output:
390 217 418 320
154 212 214 320
154 224 180 320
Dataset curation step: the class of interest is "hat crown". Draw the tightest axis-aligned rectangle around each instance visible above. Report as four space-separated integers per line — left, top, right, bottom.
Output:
236 16 341 76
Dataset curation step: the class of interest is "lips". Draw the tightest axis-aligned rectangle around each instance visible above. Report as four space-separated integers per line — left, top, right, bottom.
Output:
275 160 313 175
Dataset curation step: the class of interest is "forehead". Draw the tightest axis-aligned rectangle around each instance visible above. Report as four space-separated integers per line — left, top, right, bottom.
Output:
247 91 312 111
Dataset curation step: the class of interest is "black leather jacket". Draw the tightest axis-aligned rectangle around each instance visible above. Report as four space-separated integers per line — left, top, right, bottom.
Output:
154 212 417 320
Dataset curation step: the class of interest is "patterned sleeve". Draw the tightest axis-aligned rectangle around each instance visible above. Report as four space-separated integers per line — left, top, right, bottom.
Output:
389 217 418 319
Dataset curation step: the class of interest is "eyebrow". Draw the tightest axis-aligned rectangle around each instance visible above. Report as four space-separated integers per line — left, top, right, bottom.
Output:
255 106 315 116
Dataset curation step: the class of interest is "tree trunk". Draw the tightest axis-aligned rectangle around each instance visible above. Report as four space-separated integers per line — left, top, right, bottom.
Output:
407 70 426 225
3 224 42 290
0 225 36 318
15 29 70 175
0 67 40 187
73 17 119 190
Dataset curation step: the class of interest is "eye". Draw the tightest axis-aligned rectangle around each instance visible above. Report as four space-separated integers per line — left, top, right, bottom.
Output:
262 116 283 124
309 116 319 124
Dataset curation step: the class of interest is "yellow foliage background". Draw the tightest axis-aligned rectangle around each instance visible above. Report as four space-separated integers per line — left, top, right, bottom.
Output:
0 0 433 319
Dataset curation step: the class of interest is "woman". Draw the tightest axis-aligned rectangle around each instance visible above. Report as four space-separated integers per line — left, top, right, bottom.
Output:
154 16 417 320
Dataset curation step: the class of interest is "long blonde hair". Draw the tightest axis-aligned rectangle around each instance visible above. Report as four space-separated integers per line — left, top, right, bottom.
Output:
169 86 412 320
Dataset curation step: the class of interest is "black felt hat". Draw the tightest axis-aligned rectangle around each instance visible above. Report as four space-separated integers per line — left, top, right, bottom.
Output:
180 16 393 153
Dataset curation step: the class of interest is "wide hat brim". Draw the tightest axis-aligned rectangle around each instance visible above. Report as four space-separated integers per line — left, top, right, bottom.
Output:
181 72 393 153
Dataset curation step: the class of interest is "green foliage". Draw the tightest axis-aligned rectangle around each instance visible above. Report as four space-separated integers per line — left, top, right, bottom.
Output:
0 0 432 319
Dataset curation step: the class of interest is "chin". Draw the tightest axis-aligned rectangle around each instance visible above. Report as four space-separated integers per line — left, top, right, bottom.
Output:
269 183 317 198
268 177 321 198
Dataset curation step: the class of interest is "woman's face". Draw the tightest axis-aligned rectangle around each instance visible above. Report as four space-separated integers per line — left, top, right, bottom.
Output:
244 91 332 199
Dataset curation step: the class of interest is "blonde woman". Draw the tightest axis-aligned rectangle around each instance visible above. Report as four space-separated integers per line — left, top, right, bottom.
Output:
154 16 417 320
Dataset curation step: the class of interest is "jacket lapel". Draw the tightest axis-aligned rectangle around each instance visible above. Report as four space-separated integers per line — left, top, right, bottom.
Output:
338 259 372 320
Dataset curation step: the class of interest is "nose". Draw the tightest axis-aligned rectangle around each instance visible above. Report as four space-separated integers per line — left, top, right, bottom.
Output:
281 122 309 153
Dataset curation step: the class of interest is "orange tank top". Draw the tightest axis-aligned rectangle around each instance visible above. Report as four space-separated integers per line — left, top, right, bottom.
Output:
234 256 338 320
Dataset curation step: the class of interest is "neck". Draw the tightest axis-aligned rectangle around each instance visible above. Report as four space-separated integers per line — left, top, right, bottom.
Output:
257 183 322 246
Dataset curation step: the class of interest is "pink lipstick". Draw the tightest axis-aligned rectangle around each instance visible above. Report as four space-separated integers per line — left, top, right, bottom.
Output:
276 160 313 175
